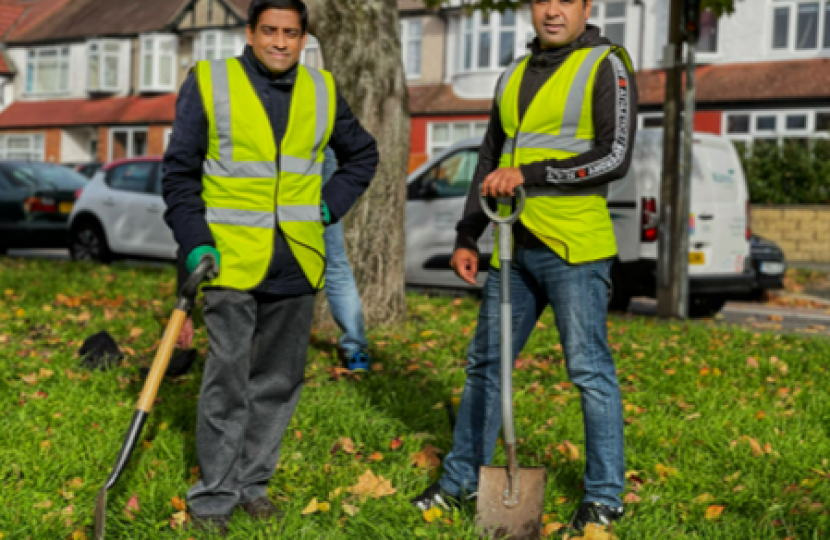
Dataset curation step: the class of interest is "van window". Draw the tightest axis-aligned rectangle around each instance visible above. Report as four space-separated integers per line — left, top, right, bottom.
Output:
107 162 156 194
420 149 479 199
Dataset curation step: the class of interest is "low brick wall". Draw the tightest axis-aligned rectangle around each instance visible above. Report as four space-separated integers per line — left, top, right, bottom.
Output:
751 206 830 263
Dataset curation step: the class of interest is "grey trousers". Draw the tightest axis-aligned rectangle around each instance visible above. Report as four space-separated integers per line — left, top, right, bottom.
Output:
187 289 315 516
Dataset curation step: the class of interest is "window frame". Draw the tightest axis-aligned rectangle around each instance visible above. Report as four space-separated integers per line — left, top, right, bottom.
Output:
400 18 423 79
589 1 628 47
770 0 830 54
194 30 245 62
300 35 322 68
427 121 489 158
138 33 178 93
87 39 122 93
723 109 830 147
24 46 70 96
0 133 46 161
108 127 149 162
458 10 518 73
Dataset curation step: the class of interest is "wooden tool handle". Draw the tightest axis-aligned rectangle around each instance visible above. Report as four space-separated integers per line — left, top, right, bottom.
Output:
136 309 188 413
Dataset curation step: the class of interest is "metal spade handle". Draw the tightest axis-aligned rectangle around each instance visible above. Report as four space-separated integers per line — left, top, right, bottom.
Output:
479 185 526 507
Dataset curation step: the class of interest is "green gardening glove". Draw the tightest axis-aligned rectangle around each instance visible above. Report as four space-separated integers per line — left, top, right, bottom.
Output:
186 245 221 279
321 201 332 226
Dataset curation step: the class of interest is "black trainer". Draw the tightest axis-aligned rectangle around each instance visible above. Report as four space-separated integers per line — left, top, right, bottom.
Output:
410 481 476 511
563 502 624 534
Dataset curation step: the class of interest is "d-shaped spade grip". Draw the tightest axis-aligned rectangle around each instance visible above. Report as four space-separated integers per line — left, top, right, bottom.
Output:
479 185 526 225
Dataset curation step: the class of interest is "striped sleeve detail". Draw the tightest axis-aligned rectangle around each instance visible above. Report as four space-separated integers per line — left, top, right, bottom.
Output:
544 52 632 185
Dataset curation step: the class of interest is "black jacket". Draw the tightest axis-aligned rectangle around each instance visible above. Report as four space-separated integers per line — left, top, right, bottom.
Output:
455 26 639 253
164 46 379 296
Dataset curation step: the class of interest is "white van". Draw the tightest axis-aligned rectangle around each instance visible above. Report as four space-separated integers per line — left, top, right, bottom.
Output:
404 129 755 317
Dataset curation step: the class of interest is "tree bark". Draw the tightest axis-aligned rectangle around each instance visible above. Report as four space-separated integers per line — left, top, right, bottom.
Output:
306 0 410 329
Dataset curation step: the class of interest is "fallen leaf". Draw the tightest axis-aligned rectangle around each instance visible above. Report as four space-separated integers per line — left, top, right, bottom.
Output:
71 531 87 540
756 411 766 420
337 437 356 454
170 510 188 529
557 440 580 461
294 430 303 441
583 523 616 539
368 451 384 462
329 487 344 499
389 437 403 451
34 500 53 509
124 493 140 520
422 506 442 523
705 505 725 519
747 357 759 369
693 493 714 504
655 464 678 480
542 522 564 537
623 492 641 504
348 469 396 499
342 502 359 516
38 368 54 379
129 328 144 339
318 502 331 512
371 363 384 372
21 373 38 385
411 444 443 469
302 498 320 516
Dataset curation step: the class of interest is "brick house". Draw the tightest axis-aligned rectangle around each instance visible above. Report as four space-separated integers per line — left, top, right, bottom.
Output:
401 0 830 171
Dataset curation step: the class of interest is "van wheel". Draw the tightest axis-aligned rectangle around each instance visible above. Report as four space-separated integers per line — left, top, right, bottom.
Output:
608 261 632 312
688 294 726 318
70 221 112 263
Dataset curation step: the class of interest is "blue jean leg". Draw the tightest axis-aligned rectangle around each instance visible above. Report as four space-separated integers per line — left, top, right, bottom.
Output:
526 249 624 507
323 220 368 357
439 262 544 497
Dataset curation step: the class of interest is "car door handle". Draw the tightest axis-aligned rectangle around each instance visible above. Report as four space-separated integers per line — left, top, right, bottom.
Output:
698 214 714 220
104 196 115 207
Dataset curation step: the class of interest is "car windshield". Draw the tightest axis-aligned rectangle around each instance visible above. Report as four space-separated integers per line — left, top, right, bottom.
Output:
0 161 88 191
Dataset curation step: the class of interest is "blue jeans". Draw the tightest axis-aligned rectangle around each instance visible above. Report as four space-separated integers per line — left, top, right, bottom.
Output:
439 247 625 507
322 147 368 358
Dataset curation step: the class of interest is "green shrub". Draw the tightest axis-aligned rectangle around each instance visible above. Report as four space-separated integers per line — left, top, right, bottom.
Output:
735 140 830 204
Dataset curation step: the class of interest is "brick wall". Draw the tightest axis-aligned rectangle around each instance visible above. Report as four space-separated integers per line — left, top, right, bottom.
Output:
751 206 830 263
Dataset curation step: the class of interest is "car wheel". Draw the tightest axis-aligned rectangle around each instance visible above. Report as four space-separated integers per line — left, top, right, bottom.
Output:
688 294 727 319
70 221 112 263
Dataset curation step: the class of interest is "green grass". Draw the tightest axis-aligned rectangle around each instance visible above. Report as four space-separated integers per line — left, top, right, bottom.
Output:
1 257 829 539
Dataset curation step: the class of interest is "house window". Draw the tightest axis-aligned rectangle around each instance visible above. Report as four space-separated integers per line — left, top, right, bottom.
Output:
88 41 122 92
725 110 830 146
590 2 627 46
110 128 148 161
428 121 489 157
25 47 70 95
140 34 177 92
0 134 45 160
400 19 423 78
697 9 719 53
459 10 517 72
771 0 830 51
195 30 244 61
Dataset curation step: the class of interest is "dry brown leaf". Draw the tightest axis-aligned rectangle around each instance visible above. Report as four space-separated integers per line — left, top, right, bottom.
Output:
746 357 759 369
623 492 641 504
124 494 140 520
171 496 186 512
542 522 564 537
583 523 617 539
705 505 725 519
34 500 53 509
338 437 356 454
348 469 397 499
301 498 320 516
693 493 714 504
129 328 144 339
170 510 188 529
411 444 443 469
342 502 359 516
21 373 38 385
389 437 403 451
368 451 384 462
557 440 580 461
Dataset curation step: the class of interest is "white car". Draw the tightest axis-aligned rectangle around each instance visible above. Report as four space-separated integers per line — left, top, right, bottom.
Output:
68 157 177 263
405 130 756 317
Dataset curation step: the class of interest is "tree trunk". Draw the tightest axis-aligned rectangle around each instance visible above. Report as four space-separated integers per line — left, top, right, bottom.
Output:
306 0 410 329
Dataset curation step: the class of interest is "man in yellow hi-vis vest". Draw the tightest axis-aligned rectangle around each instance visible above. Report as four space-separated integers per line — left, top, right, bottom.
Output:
162 0 378 534
411 0 637 534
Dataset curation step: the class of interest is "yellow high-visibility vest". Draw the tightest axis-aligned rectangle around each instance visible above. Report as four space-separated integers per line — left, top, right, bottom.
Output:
195 58 336 290
492 45 633 267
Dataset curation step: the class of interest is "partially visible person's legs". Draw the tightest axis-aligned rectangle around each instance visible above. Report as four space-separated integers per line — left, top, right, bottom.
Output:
435 257 544 499
529 249 624 509
324 219 370 370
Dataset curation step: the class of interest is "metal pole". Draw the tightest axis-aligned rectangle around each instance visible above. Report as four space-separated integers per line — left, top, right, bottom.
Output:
657 0 686 319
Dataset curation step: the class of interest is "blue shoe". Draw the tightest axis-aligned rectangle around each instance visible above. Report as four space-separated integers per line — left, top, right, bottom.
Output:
346 351 370 372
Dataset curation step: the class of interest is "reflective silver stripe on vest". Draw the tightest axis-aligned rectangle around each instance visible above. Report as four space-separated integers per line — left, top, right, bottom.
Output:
560 45 610 138
306 67 330 157
496 55 528 108
524 183 609 198
278 205 321 223
204 160 276 178
210 60 234 164
206 207 276 228
503 134 593 155
282 155 323 176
